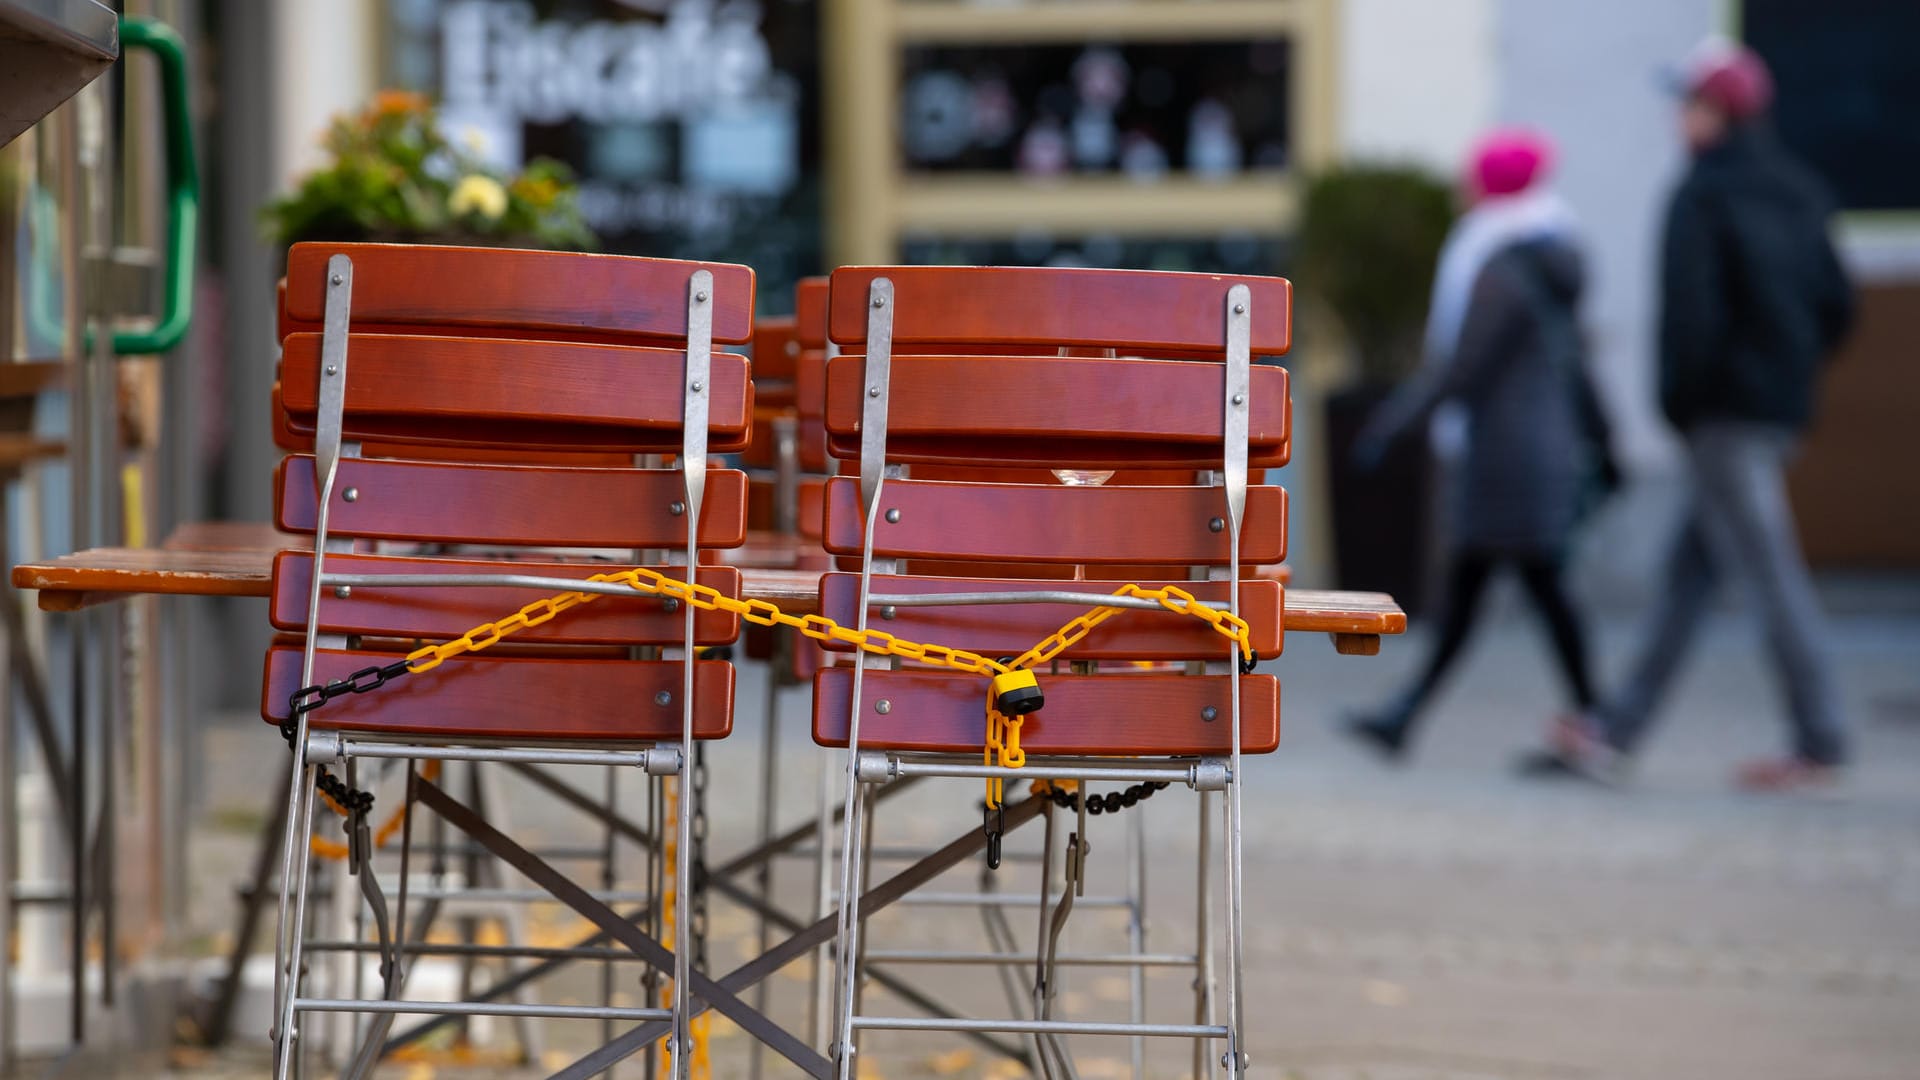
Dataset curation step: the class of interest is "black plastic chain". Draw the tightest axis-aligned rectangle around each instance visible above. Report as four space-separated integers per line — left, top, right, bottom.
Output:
280 659 412 816
1044 780 1172 816
1239 648 1260 675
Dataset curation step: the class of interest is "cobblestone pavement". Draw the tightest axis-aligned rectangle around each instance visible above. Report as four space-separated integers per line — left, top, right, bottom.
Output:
98 598 1920 1077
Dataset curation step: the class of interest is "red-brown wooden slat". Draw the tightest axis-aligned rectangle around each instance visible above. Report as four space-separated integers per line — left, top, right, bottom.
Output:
824 354 1288 464
280 334 751 446
285 243 754 343
827 266 1290 354
270 552 741 644
821 477 1285 565
753 316 799 380
798 478 826 540
812 669 1277 754
262 646 734 740
795 276 829 349
277 457 748 548
816 574 1282 659
275 383 637 465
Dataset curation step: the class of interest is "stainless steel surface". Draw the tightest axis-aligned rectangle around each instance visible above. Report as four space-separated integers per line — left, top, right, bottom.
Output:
834 275 897 1077
0 0 117 147
865 590 1228 613
886 893 1132 910
860 757 1210 786
857 277 894 512
850 1017 1229 1038
1220 284 1251 1074
294 998 672 1022
316 572 683 598
671 269 714 1080
309 737 678 774
865 951 1198 967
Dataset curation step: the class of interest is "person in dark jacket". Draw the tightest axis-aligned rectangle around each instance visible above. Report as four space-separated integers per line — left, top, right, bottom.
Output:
1343 129 1604 760
1543 40 1855 790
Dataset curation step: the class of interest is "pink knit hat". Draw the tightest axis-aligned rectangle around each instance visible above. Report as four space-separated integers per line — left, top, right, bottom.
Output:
1469 128 1555 198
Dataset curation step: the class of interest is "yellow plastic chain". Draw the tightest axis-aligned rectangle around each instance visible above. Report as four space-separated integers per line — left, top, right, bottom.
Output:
392 567 1252 810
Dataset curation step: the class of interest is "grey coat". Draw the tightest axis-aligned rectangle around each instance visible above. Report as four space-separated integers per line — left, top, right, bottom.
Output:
1365 237 1591 554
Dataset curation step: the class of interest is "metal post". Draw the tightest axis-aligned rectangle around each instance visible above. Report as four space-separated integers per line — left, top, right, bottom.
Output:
1128 806 1147 1080
1220 285 1252 1075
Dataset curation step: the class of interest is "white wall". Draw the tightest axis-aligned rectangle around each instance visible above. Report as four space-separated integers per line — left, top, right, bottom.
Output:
1494 0 1718 471
1338 0 1497 173
1493 0 1719 593
270 0 379 183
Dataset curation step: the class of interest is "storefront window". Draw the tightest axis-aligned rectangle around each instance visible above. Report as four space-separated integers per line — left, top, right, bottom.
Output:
385 0 822 309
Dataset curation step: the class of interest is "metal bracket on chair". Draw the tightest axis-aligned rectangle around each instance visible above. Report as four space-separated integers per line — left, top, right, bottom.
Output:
303 731 344 766
1191 758 1230 792
854 750 897 785
858 276 894 513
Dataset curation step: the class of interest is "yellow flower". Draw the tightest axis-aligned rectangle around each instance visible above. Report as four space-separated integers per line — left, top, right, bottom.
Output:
511 175 560 209
448 174 508 221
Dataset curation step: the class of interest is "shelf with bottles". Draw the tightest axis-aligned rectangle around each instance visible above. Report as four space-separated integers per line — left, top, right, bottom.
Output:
902 40 1290 182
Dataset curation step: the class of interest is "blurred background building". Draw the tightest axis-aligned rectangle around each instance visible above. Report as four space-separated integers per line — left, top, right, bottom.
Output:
5 0 1917 1070
174 0 1918 709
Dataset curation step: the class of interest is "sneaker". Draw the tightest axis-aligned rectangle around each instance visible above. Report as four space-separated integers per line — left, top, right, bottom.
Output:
1516 713 1624 783
1340 714 1410 763
1734 757 1839 793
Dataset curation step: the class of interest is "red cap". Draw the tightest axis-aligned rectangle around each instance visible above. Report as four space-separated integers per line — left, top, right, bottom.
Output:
1679 38 1773 121
1469 127 1555 198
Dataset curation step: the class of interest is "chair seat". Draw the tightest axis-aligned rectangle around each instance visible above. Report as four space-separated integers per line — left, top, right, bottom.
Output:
812 668 1278 755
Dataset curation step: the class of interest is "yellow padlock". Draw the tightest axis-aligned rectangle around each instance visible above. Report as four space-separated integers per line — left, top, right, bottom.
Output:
990 668 1044 715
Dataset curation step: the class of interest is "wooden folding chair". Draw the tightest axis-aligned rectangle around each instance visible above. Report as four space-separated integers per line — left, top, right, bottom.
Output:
260 242 773 1079
814 265 1292 1078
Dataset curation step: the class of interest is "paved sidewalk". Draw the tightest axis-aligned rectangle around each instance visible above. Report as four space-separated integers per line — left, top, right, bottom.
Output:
160 596 1920 1078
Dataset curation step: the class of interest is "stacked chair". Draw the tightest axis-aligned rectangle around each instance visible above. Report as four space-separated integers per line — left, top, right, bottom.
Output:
812 265 1291 1078
263 242 764 1078
259 247 1302 1079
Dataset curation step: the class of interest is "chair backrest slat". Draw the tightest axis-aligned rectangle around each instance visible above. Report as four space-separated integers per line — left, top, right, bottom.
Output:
828 265 1290 355
817 573 1281 659
820 476 1284 565
277 457 748 548
824 354 1288 468
280 333 752 452
285 243 754 343
271 552 742 645
263 645 736 741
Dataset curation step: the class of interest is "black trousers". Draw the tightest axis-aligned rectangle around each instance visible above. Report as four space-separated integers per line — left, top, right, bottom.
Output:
1380 547 1596 734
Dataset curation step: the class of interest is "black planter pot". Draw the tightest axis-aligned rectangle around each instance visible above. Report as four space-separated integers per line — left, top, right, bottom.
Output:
1324 382 1432 616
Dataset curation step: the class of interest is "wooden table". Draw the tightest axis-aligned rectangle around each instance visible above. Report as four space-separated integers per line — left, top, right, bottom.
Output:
13 523 1405 650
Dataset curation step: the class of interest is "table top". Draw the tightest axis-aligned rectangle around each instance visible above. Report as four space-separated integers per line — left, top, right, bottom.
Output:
11 523 1405 640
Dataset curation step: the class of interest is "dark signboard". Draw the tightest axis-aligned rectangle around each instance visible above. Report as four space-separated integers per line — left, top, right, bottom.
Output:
388 0 820 309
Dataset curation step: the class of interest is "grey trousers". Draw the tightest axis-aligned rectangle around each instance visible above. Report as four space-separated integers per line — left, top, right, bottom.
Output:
1602 422 1846 765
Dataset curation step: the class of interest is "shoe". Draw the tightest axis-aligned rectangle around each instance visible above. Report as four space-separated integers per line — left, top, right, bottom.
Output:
1515 713 1624 783
1734 757 1839 793
1340 714 1409 763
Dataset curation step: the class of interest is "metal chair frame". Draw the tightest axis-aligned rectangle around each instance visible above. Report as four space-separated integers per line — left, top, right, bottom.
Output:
823 275 1259 1078
267 254 759 1079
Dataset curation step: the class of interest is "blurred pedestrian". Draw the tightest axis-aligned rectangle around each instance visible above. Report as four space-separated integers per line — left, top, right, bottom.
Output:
1538 39 1855 791
1343 128 1609 760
